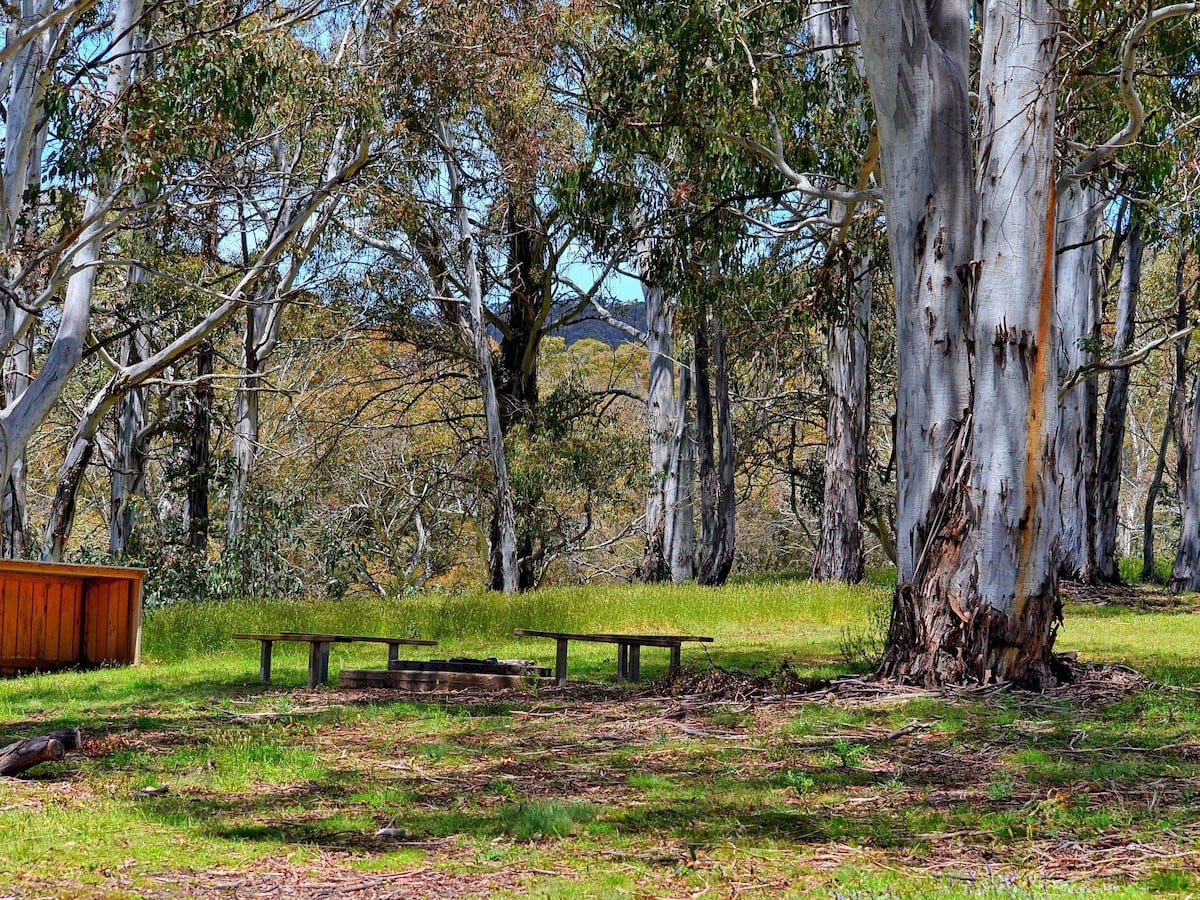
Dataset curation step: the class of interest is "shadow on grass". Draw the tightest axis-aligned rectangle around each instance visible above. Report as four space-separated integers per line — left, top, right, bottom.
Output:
94 684 1199 871
6 647 1200 899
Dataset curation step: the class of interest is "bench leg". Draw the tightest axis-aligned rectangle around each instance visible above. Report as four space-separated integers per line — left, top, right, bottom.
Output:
307 642 320 688
629 644 641 682
388 642 400 665
308 641 332 688
669 644 682 676
259 641 273 683
555 639 569 687
617 643 628 680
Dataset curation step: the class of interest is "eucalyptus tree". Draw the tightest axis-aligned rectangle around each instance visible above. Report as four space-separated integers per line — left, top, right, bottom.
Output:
574 0 851 586
1094 212 1145 582
36 0 378 561
1052 180 1105 583
836 0 1200 685
0 0 146 555
336 0 626 593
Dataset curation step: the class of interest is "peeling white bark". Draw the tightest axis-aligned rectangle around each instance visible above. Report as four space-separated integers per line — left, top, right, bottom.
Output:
641 254 676 581
851 0 973 584
1053 183 1103 582
815 259 870 583
966 0 1061 618
853 0 1064 686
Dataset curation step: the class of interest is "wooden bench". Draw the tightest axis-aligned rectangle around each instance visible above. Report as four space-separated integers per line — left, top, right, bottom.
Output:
233 632 437 688
512 629 713 686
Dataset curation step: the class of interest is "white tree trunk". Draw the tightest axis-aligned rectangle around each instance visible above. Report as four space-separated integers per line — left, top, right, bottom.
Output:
0 0 142 489
850 0 974 584
664 365 696 583
1053 182 1103 582
853 0 1063 686
1 0 58 250
1094 218 1144 581
1172 366 1200 591
641 262 676 582
962 0 1061 644
439 120 518 593
814 259 870 583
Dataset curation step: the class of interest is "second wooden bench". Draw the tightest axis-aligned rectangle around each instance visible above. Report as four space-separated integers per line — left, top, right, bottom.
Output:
512 629 713 685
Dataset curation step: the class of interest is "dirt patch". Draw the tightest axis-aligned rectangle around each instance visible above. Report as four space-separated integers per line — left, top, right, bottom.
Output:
17 859 533 899
1061 579 1200 612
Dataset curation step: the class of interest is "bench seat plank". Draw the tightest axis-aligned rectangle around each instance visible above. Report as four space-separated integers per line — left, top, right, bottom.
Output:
512 629 712 647
233 633 437 646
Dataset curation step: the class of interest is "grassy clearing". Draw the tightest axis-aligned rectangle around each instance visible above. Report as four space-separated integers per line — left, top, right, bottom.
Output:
1 576 1199 897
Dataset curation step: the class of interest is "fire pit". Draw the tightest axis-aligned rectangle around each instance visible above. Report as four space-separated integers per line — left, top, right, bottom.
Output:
338 657 550 690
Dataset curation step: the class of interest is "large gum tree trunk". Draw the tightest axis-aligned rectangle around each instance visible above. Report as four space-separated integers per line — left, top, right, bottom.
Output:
664 364 696 582
1171 364 1200 591
855 0 1063 687
814 258 870 583
696 314 735 586
641 269 676 582
1094 217 1144 582
849 0 973 585
1053 183 1103 582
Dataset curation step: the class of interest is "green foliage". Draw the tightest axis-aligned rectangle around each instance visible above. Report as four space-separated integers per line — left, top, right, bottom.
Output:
782 769 816 793
87 490 305 608
987 774 1017 802
1118 555 1176 587
830 739 869 768
569 0 872 316
500 801 597 839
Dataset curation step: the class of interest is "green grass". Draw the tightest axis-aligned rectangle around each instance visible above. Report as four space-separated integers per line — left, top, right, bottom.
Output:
2 575 1200 897
142 576 884 659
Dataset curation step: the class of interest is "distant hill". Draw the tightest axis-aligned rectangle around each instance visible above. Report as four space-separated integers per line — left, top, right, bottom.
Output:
556 301 645 348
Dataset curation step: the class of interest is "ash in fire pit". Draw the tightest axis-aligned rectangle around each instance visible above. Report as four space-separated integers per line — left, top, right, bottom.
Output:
338 657 550 690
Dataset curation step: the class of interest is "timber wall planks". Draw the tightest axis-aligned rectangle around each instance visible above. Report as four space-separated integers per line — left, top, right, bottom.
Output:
0 562 144 673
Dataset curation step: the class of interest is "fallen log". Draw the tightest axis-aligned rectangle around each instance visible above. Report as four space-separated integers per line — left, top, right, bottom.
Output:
0 728 82 776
